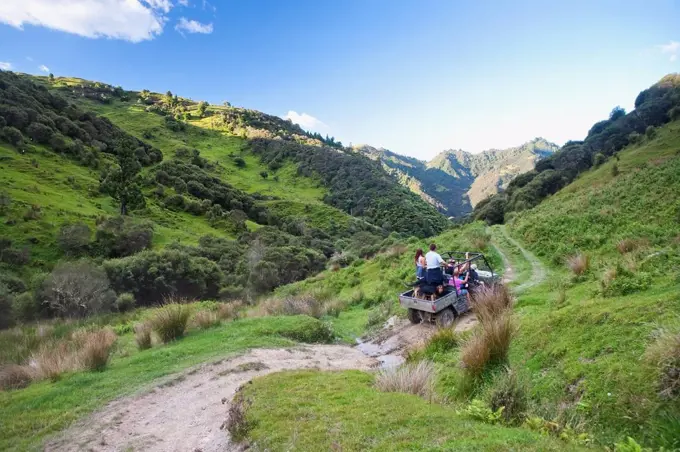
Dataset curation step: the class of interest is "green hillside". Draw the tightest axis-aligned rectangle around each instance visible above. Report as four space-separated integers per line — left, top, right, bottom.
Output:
0 71 448 323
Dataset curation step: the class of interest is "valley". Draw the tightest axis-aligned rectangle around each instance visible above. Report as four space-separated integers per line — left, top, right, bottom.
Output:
0 69 679 452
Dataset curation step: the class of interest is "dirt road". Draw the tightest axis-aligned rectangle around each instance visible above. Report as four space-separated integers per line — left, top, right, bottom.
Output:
497 225 546 293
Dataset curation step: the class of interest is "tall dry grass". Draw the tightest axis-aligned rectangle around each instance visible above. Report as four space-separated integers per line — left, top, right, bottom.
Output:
193 310 220 329
566 253 589 276
217 300 245 321
471 284 513 325
616 238 649 254
76 329 117 371
134 322 152 350
254 293 345 319
375 361 435 398
150 303 191 343
0 364 34 390
645 330 680 399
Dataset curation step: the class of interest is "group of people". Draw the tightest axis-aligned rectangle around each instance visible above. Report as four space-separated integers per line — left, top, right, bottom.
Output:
414 244 476 300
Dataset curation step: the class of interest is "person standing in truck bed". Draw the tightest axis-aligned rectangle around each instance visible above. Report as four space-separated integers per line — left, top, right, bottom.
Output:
425 243 445 285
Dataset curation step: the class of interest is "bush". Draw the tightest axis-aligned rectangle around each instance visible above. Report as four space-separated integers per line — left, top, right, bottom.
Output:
57 222 91 256
104 249 223 305
2 126 23 146
566 253 589 276
460 399 505 425
12 292 40 322
149 303 190 343
115 292 135 312
601 267 652 297
375 361 435 398
94 216 153 258
268 316 334 343
26 122 55 144
39 260 116 317
0 274 27 294
471 284 513 325
193 309 220 329
0 284 15 329
489 369 528 424
134 322 152 350
0 364 34 390
593 152 606 167
78 329 117 371
0 246 30 266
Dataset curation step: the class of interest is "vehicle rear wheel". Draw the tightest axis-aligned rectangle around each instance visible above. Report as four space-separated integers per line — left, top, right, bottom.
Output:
436 308 455 328
407 308 422 324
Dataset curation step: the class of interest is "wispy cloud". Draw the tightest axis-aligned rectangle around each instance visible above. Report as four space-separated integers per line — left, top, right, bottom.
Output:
658 40 680 62
284 111 329 132
178 0 189 6
175 17 213 34
0 0 169 42
39 64 50 73
0 62 12 71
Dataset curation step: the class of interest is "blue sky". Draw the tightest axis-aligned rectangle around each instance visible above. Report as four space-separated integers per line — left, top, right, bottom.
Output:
1 0 679 159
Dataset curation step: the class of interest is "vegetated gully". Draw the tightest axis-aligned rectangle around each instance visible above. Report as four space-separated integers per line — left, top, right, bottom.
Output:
47 234 537 452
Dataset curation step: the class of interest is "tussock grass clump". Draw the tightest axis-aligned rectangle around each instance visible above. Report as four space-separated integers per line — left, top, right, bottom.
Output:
77 329 117 371
616 238 648 254
375 361 435 398
30 341 76 381
150 303 191 343
471 284 513 325
566 253 589 276
489 369 528 425
257 292 344 319
0 364 34 390
134 322 152 350
193 310 220 329
461 313 515 379
645 330 680 399
217 300 244 321
424 327 462 356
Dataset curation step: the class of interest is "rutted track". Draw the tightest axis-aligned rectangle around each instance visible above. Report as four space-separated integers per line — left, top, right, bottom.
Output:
495 225 546 293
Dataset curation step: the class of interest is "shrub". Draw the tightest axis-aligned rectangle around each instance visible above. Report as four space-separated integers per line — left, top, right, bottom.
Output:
57 222 91 256
94 216 153 258
23 204 42 221
593 152 606 167
611 163 619 177
193 309 220 329
2 126 23 146
12 292 40 322
149 303 190 343
0 284 15 329
0 246 30 266
271 316 334 343
77 329 117 371
600 267 652 297
224 392 253 441
104 247 224 305
470 284 513 325
375 361 435 398
645 125 657 139
489 369 528 424
39 260 116 317
115 292 135 312
0 274 27 294
26 122 55 144
566 253 589 276
134 322 152 350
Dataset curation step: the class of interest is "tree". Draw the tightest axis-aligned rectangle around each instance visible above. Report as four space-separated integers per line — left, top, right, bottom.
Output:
259 171 269 179
164 90 173 105
58 222 91 255
48 73 55 82
197 101 208 118
1 126 23 146
26 122 54 144
609 106 626 121
100 140 145 215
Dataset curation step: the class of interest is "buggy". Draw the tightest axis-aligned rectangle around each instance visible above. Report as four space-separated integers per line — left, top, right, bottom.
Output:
398 251 498 327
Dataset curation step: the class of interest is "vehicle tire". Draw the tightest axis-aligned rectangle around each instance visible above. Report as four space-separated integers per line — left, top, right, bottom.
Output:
407 308 422 324
436 308 455 328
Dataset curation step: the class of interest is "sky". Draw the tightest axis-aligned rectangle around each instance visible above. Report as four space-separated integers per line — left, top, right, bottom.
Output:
0 0 679 160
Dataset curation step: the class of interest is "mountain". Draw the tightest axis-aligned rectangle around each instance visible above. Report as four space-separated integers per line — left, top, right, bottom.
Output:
355 138 557 217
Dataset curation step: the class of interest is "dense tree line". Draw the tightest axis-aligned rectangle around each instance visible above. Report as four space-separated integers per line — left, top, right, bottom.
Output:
474 74 680 224
0 71 161 169
250 138 449 237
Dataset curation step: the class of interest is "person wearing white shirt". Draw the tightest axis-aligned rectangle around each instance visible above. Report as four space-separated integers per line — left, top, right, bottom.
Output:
425 243 444 284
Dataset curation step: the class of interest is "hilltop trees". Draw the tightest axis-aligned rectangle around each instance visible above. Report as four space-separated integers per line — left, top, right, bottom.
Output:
197 101 208 118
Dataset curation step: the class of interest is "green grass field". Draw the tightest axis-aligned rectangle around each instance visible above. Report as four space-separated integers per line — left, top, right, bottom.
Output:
0 315 330 451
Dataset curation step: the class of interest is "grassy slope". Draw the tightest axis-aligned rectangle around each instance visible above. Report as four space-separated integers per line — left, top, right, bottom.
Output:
241 371 578 451
0 315 328 451
504 121 680 447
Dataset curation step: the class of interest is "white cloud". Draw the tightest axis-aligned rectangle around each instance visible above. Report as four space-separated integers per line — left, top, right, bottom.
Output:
178 0 189 6
284 111 329 132
658 40 680 61
0 62 12 70
143 0 172 14
39 64 49 72
0 0 169 42
175 17 212 34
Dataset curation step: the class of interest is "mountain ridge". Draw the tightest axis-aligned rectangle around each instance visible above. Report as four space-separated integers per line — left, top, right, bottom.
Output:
354 137 558 217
